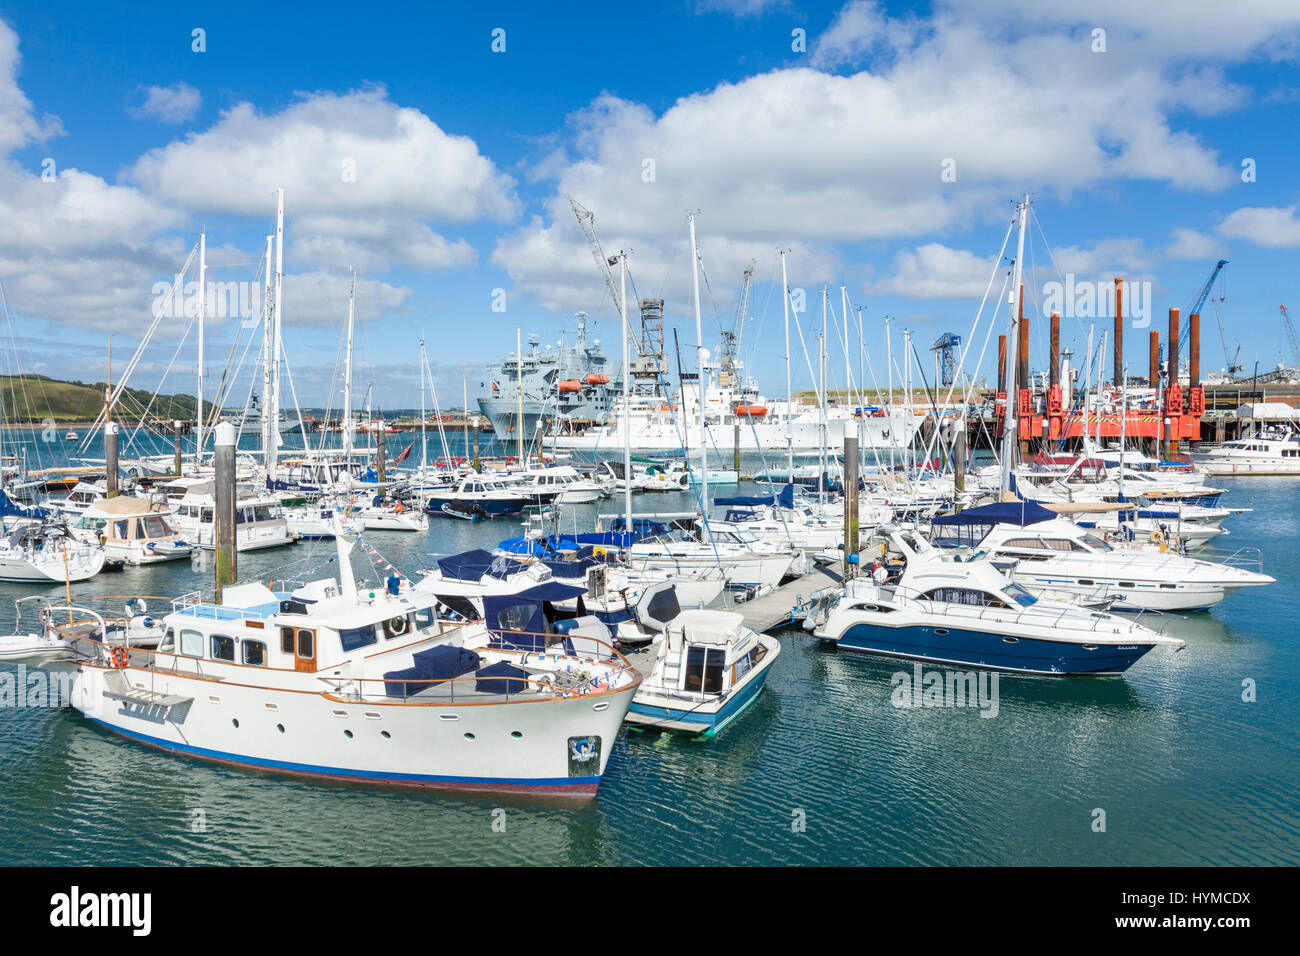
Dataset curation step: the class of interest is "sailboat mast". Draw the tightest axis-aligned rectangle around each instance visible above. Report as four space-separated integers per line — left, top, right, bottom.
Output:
781 250 792 483
197 231 206 465
269 189 285 478
419 338 427 471
261 234 274 469
886 316 894 475
619 251 633 535
819 288 827 506
343 272 355 460
689 214 707 510
999 195 1029 496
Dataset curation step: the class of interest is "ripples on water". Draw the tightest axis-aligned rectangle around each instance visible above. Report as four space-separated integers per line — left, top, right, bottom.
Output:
1 443 1298 865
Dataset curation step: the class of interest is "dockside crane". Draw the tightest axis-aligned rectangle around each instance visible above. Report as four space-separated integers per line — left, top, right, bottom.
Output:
1282 304 1300 368
930 332 961 386
1182 259 1239 375
567 195 642 357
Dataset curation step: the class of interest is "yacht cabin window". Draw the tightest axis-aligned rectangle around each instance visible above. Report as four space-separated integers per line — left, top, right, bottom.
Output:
242 640 267 666
684 645 725 694
143 515 170 537
921 587 1008 609
339 624 378 652
211 635 235 662
179 629 204 657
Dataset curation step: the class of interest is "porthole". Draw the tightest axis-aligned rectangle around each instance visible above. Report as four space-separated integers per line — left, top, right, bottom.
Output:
276 723 285 733
1002 637 1019 644
232 718 240 728
380 731 391 739
510 731 523 739
1083 645 1099 651
592 702 610 712
344 730 354 739
464 732 476 740
934 628 950 636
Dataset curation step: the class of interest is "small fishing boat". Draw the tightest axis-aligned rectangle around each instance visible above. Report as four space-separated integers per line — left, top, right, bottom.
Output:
349 495 429 532
70 495 195 564
440 500 488 521
560 582 781 735
808 528 1184 675
169 482 294 551
424 473 554 517
508 465 604 504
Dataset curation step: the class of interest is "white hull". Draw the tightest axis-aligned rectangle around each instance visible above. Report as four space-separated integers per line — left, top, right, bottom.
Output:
62 661 634 794
628 549 792 590
1010 571 1241 611
358 510 429 532
178 521 295 552
1202 460 1300 476
0 551 105 583
554 415 920 452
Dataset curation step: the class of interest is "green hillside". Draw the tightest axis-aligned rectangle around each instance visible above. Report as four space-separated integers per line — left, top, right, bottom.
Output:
0 375 197 424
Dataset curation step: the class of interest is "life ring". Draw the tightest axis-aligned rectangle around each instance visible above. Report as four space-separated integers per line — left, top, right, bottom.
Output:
109 646 128 669
395 502 404 514
593 546 607 558
1149 529 1164 545
385 616 409 638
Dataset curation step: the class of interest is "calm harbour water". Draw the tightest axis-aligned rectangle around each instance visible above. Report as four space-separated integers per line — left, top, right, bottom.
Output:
1 429 1297 865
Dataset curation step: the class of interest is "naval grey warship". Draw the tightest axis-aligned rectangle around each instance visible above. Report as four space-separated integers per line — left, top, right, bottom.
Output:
478 313 614 442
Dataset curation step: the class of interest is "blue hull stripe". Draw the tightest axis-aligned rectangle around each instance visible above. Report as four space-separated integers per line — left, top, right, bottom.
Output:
835 623 1150 675
629 666 771 731
85 717 600 790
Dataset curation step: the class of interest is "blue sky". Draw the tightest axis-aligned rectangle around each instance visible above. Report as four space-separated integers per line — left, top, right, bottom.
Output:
0 0 1298 413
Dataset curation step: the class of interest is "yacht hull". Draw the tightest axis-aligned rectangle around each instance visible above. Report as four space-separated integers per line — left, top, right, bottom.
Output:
1011 573 1235 612
831 622 1153 675
627 659 773 734
66 662 635 798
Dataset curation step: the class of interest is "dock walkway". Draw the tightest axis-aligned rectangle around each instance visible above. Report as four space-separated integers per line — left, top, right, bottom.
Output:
733 565 843 633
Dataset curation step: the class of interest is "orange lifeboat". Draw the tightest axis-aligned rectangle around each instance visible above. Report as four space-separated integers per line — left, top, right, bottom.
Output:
584 373 610 385
558 380 583 394
734 404 768 417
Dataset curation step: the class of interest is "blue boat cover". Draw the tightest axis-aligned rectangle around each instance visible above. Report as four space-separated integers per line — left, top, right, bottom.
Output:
436 549 527 581
475 660 529 695
714 495 776 507
482 583 587 651
382 666 430 698
542 555 598 579
930 500 1057 527
411 644 481 682
0 490 48 520
497 534 582 555
603 517 671 539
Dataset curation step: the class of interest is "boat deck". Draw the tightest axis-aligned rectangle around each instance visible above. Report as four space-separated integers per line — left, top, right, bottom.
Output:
733 565 843 632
